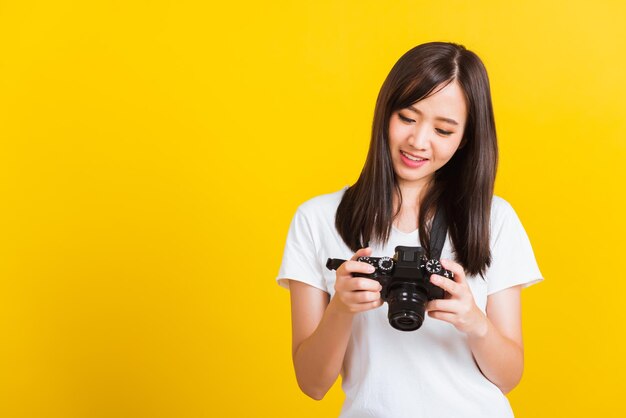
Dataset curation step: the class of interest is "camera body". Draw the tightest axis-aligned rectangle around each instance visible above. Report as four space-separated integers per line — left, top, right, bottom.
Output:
326 246 454 331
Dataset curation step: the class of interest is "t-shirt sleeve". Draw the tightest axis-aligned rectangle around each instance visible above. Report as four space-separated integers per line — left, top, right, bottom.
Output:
485 200 544 295
276 207 327 292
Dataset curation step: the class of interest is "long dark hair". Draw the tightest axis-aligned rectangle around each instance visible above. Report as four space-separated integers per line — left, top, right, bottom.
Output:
335 42 498 277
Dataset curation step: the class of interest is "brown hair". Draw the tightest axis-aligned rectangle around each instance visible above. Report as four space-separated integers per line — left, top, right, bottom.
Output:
335 42 498 277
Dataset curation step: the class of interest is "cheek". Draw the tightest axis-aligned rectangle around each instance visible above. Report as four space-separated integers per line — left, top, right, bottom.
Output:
434 138 463 162
387 126 403 147
388 119 413 146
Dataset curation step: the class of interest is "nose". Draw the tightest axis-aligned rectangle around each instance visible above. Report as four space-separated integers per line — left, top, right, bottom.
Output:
408 123 429 150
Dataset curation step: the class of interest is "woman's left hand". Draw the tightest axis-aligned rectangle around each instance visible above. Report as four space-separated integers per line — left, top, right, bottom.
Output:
425 259 488 338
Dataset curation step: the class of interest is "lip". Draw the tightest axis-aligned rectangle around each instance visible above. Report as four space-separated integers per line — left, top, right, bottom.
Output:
400 150 429 168
401 150 428 160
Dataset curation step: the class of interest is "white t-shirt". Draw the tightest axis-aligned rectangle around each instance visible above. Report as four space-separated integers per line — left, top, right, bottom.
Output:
277 187 543 418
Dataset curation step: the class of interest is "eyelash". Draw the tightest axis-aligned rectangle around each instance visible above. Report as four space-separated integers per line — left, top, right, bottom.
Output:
398 113 454 136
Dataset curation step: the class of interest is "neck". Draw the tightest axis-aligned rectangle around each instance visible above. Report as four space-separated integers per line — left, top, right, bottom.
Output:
394 180 430 210
391 179 434 232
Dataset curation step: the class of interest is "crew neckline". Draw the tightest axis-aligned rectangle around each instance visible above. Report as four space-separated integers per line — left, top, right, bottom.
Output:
392 225 419 236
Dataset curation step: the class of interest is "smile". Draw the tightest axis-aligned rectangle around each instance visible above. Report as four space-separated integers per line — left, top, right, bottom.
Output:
400 151 427 162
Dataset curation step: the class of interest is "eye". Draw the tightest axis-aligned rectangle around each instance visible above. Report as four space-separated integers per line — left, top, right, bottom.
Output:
398 113 415 123
435 128 453 136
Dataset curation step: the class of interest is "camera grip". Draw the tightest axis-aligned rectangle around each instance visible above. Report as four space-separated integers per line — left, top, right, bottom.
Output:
326 258 379 281
326 258 347 271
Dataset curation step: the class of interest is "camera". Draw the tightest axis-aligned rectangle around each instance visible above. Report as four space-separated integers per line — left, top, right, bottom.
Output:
326 246 454 331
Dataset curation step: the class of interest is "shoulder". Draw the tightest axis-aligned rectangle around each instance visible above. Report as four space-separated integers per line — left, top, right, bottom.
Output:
489 195 531 246
296 186 348 221
490 195 517 227
285 186 350 255
491 195 514 215
484 195 544 292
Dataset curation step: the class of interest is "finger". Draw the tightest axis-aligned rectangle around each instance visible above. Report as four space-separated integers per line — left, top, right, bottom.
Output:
342 260 377 276
336 274 381 294
427 310 456 324
340 276 382 292
370 298 384 309
353 290 382 304
430 273 459 295
354 298 384 312
354 277 383 292
350 247 372 261
341 290 380 306
425 298 456 312
440 258 466 284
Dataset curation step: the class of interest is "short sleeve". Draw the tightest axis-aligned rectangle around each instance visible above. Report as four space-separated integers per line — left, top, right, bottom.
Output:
485 200 544 295
276 207 327 292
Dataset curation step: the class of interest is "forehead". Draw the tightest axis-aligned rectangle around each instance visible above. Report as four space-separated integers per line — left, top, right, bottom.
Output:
408 81 467 122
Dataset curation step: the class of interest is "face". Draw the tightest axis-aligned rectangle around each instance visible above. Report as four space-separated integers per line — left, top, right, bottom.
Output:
388 80 467 191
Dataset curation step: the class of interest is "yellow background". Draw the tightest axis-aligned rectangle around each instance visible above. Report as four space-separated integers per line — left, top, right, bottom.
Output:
1 1 624 417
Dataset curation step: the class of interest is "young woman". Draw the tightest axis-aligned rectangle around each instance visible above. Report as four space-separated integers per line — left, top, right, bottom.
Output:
276 42 543 418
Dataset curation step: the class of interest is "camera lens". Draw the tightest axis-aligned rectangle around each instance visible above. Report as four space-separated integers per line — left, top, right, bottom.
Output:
386 283 427 331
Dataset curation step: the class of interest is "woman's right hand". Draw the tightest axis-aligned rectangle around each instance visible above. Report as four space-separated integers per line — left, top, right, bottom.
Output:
331 247 384 314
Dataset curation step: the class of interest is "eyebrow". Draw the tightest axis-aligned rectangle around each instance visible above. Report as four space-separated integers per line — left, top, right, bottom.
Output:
406 105 460 126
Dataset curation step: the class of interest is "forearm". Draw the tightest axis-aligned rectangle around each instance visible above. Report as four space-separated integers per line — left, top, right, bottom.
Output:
467 317 524 394
293 298 354 400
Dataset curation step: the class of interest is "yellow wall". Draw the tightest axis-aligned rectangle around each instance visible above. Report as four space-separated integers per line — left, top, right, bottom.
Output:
1 1 624 417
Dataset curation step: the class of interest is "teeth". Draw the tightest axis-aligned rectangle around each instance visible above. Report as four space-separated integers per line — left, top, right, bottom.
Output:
401 151 425 162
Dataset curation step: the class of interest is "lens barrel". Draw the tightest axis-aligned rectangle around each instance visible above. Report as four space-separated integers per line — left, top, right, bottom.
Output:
386 283 428 331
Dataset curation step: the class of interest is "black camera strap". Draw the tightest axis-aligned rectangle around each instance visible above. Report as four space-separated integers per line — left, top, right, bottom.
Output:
429 207 447 260
359 207 448 259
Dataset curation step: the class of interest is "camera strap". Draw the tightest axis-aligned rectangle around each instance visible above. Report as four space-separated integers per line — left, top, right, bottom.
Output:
429 207 447 260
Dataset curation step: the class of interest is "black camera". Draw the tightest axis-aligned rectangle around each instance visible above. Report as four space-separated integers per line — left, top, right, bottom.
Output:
326 246 454 332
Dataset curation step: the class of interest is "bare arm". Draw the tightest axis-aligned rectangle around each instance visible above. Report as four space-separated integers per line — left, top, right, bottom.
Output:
426 259 524 394
467 285 523 394
289 282 352 400
288 248 382 400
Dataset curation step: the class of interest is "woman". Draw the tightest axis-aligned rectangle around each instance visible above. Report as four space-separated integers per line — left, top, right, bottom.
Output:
276 42 543 418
